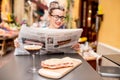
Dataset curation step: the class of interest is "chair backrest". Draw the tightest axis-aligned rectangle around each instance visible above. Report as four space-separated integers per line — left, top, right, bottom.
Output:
96 54 120 78
96 54 102 73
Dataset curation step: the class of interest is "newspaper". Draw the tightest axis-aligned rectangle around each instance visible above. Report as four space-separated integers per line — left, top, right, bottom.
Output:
18 25 83 52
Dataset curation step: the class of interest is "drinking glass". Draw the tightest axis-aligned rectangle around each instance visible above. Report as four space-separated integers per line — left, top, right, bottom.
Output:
24 44 42 73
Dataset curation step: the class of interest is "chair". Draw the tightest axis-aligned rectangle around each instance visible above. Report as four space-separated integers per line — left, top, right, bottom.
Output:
96 55 120 78
0 36 6 56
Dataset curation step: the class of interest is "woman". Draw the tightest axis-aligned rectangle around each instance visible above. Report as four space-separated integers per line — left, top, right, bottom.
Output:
48 1 66 29
14 1 80 55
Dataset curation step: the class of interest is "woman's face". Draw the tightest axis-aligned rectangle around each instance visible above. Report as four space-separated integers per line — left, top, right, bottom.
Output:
49 9 66 29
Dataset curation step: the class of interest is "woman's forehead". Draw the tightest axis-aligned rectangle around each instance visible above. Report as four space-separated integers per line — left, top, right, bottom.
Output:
51 9 66 16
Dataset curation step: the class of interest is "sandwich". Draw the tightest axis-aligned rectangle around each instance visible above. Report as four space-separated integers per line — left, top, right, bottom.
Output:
41 57 74 69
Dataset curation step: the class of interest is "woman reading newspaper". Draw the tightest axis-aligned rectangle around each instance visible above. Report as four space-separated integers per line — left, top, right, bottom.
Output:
14 1 80 55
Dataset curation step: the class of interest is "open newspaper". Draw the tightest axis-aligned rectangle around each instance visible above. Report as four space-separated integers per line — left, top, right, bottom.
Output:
18 25 83 52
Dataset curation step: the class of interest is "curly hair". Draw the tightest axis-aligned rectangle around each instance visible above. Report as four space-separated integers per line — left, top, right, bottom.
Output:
48 1 65 15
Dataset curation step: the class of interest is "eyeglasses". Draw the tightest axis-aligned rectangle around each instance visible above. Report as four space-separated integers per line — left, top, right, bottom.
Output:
50 14 66 21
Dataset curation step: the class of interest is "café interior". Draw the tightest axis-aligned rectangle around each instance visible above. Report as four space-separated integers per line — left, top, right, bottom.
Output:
0 0 120 80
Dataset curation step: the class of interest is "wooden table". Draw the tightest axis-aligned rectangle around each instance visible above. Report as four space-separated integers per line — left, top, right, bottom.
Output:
0 53 103 80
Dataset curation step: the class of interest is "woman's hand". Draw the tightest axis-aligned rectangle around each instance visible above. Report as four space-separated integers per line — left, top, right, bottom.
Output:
71 43 80 51
14 38 20 48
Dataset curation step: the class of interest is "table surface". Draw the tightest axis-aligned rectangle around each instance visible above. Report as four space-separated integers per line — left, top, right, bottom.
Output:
103 54 120 66
0 53 103 80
